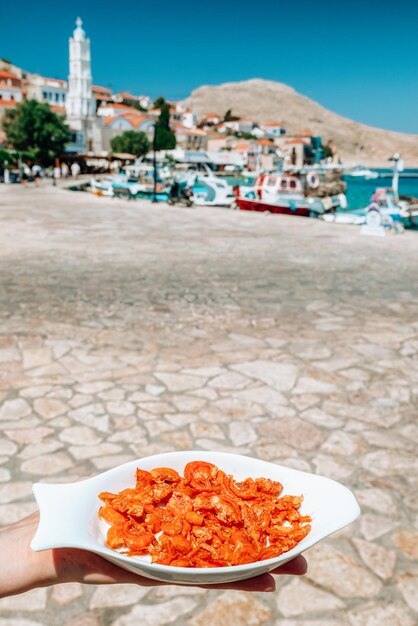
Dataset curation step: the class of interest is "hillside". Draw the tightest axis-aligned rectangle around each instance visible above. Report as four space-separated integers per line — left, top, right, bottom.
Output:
183 79 418 166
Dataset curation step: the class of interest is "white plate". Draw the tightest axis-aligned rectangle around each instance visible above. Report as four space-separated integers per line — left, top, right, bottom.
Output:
31 451 360 584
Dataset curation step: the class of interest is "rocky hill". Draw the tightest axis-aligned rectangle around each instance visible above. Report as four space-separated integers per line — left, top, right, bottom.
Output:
183 79 418 166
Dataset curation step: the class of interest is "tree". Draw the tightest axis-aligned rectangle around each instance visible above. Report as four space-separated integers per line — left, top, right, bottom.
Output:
2 100 71 166
110 131 150 156
154 101 176 151
223 109 240 122
153 96 166 110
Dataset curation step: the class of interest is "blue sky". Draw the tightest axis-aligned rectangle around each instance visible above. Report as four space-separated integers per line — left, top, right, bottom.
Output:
3 0 418 133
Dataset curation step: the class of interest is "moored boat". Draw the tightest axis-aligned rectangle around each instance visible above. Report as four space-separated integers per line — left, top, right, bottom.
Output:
236 173 347 217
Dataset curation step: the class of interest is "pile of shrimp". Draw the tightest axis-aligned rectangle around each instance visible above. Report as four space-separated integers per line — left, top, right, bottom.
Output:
98 461 311 568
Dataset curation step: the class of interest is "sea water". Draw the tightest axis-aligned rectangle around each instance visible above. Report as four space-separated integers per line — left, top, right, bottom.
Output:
345 169 418 210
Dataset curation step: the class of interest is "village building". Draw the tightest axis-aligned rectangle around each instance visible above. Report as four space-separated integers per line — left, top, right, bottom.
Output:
26 75 67 107
0 69 23 103
173 125 207 150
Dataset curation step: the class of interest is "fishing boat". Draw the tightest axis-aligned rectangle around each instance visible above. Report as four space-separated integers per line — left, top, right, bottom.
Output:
236 173 347 217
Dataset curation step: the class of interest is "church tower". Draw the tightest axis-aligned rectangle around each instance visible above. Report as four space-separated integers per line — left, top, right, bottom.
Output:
66 18 101 152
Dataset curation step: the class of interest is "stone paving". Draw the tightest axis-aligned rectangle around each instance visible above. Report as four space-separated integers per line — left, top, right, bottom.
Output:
0 183 417 626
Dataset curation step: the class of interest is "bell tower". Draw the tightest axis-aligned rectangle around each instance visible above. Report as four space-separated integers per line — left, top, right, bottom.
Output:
66 18 99 151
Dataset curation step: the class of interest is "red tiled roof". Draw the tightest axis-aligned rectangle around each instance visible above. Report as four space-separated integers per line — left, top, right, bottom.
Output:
101 103 138 112
50 105 66 114
0 99 18 107
115 92 139 100
42 77 66 85
286 138 309 144
0 69 19 81
93 84 112 94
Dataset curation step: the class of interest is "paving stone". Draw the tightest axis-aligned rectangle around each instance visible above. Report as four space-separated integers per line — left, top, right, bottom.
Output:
360 514 397 541
188 591 271 626
0 620 44 626
321 431 364 456
190 422 225 439
208 371 250 389
258 417 325 452
89 584 149 608
0 481 33 503
300 407 343 429
22 348 52 369
20 385 54 398
392 529 418 560
68 403 109 432
0 468 10 481
33 398 67 419
63 613 102 626
305 544 382 598
347 602 416 626
0 437 18 456
229 420 257 445
0 398 31 420
312 454 354 480
155 372 206 391
112 597 197 626
59 426 103 445
19 441 64 460
355 488 397 516
351 538 396 580
21 451 74 475
0 587 47 610
361 450 418 477
70 442 123 460
396 570 418 613
231 360 298 391
293 377 338 395
276 578 345 616
106 401 135 416
51 582 83 605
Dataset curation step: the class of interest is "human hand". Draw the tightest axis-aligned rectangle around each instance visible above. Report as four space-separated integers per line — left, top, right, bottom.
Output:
0 512 307 598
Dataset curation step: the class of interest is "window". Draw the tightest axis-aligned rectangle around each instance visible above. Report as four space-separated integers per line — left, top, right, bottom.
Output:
0 94 2 100
289 180 297 190
43 91 47 99
10 95 14 101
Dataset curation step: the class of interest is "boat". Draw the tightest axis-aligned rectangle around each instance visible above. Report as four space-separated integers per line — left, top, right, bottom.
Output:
323 187 418 230
236 172 347 217
176 165 236 207
345 166 379 179
90 175 143 198
89 174 168 200
365 188 418 228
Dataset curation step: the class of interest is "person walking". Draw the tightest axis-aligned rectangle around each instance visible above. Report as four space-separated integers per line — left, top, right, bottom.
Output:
71 161 81 178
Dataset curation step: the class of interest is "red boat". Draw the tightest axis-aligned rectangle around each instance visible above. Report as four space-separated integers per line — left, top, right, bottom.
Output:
236 173 347 217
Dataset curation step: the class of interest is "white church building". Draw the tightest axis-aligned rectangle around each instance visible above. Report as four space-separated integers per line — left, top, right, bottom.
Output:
65 18 103 153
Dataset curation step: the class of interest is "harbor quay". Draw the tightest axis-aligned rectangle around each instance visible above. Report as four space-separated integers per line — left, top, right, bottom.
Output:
0 185 417 625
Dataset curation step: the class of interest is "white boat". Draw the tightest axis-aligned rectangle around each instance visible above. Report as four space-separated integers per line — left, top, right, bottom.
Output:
346 166 379 179
177 166 236 207
89 175 143 198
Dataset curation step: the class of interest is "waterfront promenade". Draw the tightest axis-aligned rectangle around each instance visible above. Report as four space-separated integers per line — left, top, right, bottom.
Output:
0 184 417 625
